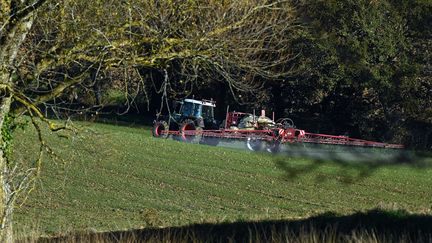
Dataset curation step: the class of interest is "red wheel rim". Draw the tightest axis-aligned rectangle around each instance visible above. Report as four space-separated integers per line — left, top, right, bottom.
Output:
182 123 195 140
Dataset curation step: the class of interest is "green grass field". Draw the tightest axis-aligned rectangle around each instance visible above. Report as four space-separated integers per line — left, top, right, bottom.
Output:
12 121 432 237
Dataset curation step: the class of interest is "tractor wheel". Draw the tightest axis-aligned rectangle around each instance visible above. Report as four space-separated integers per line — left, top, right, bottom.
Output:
246 136 263 152
179 119 198 143
266 141 281 153
152 121 169 138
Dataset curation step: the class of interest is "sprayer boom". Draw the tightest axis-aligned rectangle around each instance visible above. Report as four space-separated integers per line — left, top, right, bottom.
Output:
152 104 404 152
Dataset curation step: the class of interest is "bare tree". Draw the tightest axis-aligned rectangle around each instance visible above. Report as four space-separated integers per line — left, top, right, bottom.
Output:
104 0 300 105
23 0 300 109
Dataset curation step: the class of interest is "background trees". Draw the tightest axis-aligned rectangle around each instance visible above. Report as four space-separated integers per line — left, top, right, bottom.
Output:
290 0 414 141
267 0 431 148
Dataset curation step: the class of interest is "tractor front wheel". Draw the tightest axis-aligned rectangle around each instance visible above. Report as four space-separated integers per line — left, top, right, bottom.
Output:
180 119 199 143
152 121 169 138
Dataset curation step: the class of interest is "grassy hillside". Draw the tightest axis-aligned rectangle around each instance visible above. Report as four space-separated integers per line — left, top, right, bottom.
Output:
12 121 432 236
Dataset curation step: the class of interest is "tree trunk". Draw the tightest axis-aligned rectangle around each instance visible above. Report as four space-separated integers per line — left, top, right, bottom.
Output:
0 96 13 243
0 40 14 240
0 11 36 242
0 47 15 243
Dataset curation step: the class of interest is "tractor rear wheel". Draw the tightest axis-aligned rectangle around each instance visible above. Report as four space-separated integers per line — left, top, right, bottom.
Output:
180 119 199 143
266 141 281 153
246 136 263 151
152 121 169 138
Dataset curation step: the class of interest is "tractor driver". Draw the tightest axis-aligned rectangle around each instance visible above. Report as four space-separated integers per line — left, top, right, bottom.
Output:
193 104 201 118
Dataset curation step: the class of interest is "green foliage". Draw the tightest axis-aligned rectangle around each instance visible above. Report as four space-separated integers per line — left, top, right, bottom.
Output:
101 89 128 106
1 115 28 165
389 0 432 37
269 0 431 147
1 116 14 162
301 0 410 91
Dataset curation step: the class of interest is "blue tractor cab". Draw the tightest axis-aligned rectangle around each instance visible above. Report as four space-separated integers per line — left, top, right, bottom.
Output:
170 99 217 129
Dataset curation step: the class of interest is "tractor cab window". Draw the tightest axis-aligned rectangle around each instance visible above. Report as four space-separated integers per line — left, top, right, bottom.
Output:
180 102 194 117
202 105 213 119
180 101 204 118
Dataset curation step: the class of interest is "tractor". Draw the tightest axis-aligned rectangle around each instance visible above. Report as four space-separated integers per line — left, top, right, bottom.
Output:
152 98 219 143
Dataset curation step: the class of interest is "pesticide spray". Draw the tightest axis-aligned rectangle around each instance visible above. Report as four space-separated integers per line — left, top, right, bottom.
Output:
169 134 424 167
